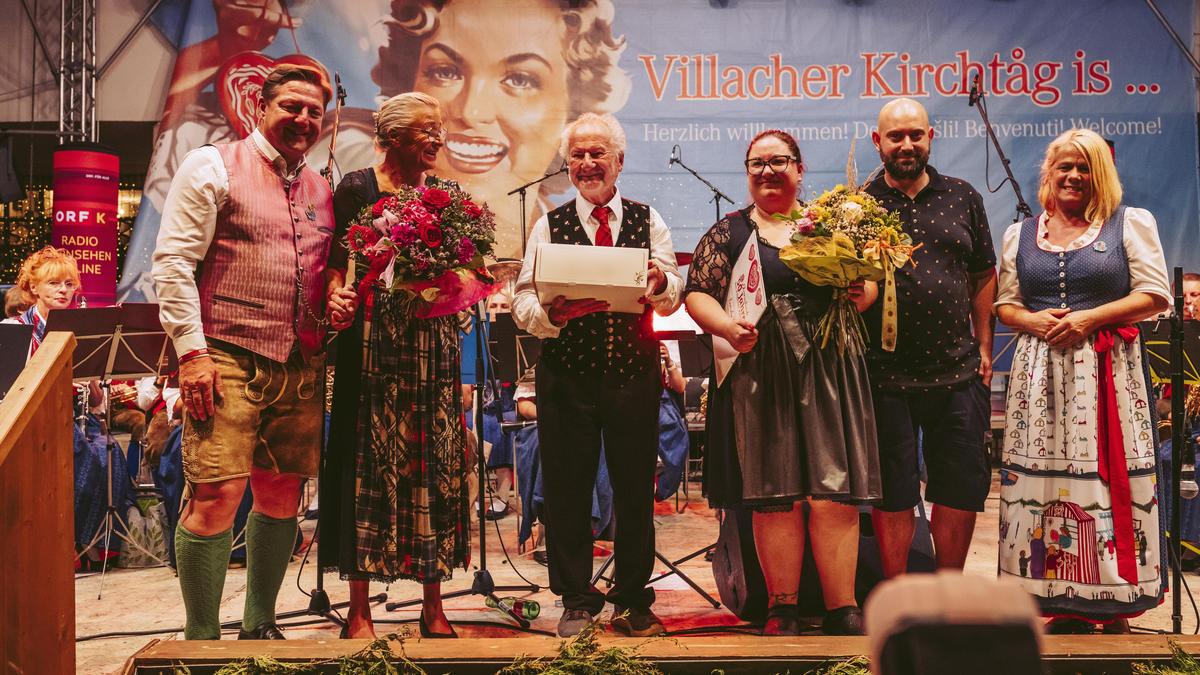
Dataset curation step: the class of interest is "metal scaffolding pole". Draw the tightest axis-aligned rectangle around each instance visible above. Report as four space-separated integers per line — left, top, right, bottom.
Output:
58 0 96 143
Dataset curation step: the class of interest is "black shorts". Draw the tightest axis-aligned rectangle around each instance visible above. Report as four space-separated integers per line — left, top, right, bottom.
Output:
872 377 991 512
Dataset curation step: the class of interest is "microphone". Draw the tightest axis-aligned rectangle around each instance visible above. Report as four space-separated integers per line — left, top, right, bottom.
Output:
968 73 982 107
323 72 347 188
546 159 568 177
334 72 347 107
668 145 681 168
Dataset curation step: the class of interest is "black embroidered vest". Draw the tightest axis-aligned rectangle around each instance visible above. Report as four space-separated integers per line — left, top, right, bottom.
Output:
539 199 658 381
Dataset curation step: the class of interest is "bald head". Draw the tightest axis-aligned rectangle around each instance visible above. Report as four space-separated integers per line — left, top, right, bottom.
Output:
873 98 933 183
877 98 930 131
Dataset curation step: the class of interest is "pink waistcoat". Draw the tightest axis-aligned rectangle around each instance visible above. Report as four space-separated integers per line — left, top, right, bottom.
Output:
196 137 333 363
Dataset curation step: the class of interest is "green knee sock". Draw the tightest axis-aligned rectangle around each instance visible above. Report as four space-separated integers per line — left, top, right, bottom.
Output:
242 512 298 632
175 523 233 640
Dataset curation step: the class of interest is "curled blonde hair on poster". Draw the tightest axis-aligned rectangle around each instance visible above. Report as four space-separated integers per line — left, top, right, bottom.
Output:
375 0 631 118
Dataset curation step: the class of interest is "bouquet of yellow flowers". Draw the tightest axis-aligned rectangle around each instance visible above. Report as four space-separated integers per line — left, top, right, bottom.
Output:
777 183 919 353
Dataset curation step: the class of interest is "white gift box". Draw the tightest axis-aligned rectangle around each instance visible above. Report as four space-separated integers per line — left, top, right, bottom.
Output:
534 242 649 314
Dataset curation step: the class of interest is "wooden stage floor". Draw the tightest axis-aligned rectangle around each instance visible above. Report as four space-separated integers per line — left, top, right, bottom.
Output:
79 475 1200 673
123 634 1200 674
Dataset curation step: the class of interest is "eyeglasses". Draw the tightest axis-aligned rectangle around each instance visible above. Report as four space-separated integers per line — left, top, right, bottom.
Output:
397 125 446 141
744 155 798 175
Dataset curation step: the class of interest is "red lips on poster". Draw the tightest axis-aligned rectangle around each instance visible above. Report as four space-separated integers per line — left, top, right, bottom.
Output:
53 144 119 307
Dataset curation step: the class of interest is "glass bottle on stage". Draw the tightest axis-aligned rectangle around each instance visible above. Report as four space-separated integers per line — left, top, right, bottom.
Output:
485 595 540 620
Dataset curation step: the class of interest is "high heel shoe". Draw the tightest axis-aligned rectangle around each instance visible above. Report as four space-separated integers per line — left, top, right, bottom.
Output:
419 612 458 638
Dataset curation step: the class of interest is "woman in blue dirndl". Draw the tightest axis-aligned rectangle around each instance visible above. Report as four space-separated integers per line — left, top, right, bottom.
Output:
996 128 1170 633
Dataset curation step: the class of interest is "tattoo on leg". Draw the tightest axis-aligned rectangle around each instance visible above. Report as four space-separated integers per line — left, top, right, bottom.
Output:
769 592 798 606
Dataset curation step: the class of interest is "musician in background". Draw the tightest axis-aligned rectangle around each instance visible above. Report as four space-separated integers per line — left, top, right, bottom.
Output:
4 285 28 318
1181 272 1200 320
5 246 124 564
512 112 682 638
656 342 688 502
6 246 81 359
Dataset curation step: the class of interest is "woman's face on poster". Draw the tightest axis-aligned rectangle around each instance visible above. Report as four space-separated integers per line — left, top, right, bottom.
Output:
413 0 571 191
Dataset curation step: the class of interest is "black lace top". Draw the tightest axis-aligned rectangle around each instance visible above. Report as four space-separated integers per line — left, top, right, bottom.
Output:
684 207 831 313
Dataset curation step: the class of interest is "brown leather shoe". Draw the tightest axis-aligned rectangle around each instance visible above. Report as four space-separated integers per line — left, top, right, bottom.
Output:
611 606 665 637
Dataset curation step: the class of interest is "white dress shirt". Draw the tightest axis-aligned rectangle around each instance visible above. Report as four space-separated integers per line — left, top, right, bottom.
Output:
163 386 182 423
995 207 1171 310
151 129 307 357
512 189 684 339
135 376 162 412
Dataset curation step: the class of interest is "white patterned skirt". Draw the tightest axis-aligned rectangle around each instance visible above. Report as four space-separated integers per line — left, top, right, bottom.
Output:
997 331 1162 619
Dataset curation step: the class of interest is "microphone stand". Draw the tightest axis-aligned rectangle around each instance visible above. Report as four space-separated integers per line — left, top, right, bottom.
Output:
278 71 375 633
309 71 347 622
968 78 1034 221
1171 266 1186 634
669 145 735 224
321 73 348 193
508 163 569 259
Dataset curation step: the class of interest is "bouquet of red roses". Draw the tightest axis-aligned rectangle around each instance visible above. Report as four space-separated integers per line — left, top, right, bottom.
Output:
345 182 497 319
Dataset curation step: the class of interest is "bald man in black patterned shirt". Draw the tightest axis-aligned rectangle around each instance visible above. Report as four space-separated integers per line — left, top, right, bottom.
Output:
862 98 998 579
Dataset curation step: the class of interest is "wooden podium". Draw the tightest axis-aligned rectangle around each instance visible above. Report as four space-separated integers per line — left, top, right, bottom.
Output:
0 332 76 674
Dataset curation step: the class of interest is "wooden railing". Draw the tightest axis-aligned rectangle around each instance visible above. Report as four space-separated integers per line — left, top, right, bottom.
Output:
0 332 76 674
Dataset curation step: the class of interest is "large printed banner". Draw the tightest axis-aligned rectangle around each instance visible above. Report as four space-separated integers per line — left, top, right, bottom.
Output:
117 0 1199 302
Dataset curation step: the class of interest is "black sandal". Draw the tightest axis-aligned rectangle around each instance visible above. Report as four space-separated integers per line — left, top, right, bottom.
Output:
763 603 801 636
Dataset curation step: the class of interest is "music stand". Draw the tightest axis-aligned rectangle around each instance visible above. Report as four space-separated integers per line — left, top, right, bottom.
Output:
1141 318 1200 386
1142 311 1200 633
0 323 33 399
45 304 174 597
489 312 540 382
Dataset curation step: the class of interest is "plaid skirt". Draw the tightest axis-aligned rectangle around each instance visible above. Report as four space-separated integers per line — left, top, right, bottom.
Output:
351 295 470 583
